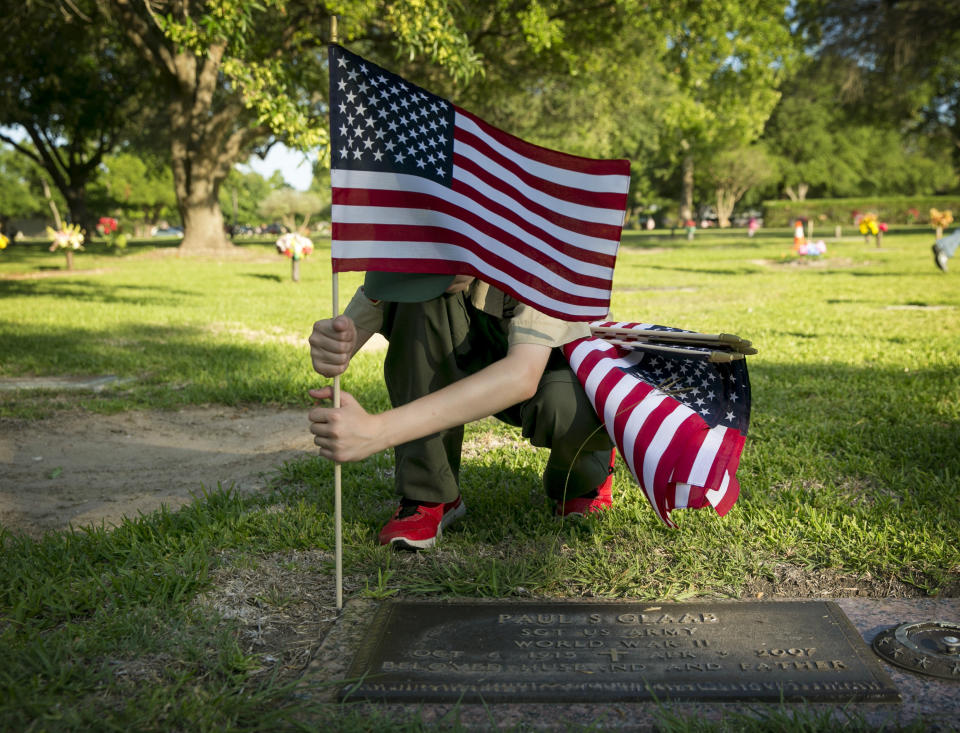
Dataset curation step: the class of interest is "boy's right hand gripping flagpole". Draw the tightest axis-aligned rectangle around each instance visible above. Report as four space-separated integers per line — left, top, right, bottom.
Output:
329 15 343 613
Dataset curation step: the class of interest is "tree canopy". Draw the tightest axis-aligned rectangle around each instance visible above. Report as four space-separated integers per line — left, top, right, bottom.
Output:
3 0 957 242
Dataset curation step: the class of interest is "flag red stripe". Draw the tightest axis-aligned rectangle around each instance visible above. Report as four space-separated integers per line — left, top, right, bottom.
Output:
653 414 701 515
455 106 631 177
454 127 630 212
332 257 605 321
330 228 612 307
333 185 618 272
452 155 625 243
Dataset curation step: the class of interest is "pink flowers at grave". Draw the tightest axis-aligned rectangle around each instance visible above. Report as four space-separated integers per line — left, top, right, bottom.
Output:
795 240 827 256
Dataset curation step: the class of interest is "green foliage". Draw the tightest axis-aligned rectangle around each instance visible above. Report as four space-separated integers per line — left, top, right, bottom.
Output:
257 188 329 232
0 145 47 219
93 152 178 233
656 0 798 150
219 167 279 229
701 144 779 226
762 196 960 228
1 1 154 230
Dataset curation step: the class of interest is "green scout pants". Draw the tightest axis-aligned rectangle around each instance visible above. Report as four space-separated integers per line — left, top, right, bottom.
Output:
380 292 613 505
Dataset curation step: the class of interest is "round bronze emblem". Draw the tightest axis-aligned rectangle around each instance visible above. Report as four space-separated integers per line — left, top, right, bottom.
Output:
872 621 960 680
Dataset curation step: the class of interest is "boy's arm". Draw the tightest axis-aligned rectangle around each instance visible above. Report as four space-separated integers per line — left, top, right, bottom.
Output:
308 342 552 463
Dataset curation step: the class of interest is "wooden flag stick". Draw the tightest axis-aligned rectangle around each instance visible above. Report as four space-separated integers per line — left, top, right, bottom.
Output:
590 325 750 347
601 338 745 363
590 327 756 354
329 14 343 614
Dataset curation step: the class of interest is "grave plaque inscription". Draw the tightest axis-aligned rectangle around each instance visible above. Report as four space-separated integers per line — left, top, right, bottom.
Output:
340 600 899 703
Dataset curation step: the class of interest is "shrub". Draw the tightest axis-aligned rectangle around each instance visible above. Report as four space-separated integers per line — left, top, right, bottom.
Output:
762 196 960 227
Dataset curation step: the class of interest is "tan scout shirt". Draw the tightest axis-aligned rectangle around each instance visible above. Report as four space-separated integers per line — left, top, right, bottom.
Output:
343 281 589 349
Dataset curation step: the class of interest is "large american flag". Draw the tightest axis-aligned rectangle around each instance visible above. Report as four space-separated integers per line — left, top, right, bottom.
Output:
328 44 631 321
564 322 751 527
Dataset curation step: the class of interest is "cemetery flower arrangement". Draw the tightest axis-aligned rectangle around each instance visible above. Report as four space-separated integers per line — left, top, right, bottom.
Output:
275 232 314 260
0 233 8 251
930 208 953 230
858 213 880 237
46 223 85 251
96 216 128 250
97 216 118 236
795 240 827 256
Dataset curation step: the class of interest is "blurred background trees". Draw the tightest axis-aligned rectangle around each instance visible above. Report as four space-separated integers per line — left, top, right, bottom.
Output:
1 0 957 243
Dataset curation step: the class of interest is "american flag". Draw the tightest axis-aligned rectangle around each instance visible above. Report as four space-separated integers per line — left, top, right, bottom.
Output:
563 322 751 527
328 44 631 321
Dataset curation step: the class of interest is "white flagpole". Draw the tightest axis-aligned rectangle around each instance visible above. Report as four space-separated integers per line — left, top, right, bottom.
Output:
329 15 343 614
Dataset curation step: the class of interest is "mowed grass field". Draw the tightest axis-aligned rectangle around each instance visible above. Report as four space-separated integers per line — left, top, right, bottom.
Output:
0 227 957 730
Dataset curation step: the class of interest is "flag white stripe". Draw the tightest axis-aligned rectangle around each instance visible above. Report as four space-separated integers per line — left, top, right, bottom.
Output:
674 482 691 509
601 373 638 435
455 112 632 194
621 391 669 513
456 138 628 226
706 471 731 508
688 426 727 486
331 240 604 318
331 202 615 286
332 168 620 256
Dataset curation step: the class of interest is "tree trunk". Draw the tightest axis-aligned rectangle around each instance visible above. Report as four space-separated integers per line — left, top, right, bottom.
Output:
715 188 735 228
680 152 694 223
170 117 232 252
180 195 230 251
784 183 809 202
64 185 93 235
167 45 234 254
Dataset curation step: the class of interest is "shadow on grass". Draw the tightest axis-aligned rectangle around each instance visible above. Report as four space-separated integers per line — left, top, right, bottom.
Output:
0 319 390 414
0 277 199 304
747 361 959 508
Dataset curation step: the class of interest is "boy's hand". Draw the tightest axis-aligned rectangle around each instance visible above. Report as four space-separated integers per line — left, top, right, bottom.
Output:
309 315 356 377
308 387 384 462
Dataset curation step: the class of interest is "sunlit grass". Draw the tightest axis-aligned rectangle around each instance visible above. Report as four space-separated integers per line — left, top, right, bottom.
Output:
0 227 957 730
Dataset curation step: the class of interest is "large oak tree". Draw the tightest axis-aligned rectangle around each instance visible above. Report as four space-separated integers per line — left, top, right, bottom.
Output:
0 0 152 233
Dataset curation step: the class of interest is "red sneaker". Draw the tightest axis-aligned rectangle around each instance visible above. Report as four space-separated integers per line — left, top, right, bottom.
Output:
557 448 616 517
378 496 466 550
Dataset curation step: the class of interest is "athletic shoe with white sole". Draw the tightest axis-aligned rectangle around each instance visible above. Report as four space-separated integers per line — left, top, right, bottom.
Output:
378 495 465 550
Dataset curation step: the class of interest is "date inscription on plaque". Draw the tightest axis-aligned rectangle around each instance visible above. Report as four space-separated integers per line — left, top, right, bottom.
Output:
340 601 899 703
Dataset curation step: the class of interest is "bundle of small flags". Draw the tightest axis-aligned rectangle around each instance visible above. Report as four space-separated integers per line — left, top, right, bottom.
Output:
563 321 755 527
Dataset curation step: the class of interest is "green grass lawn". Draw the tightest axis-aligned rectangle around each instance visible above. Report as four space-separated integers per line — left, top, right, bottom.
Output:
0 228 957 730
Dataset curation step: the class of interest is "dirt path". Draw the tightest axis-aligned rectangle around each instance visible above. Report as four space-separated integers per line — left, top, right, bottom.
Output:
0 405 315 537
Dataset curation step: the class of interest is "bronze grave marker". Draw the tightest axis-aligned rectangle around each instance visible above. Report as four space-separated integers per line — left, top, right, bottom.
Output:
339 600 899 703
